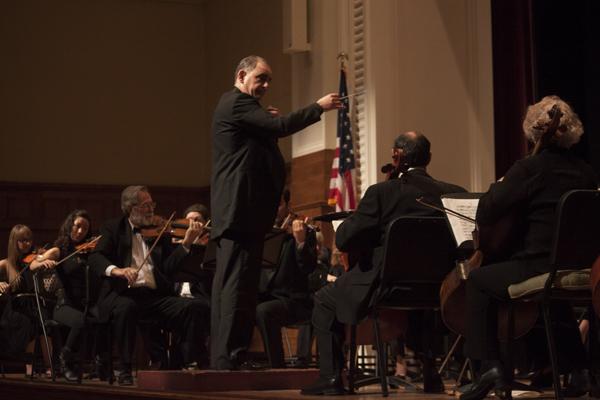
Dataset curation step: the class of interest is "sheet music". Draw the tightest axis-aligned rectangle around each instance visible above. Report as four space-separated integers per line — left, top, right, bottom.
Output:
441 197 479 246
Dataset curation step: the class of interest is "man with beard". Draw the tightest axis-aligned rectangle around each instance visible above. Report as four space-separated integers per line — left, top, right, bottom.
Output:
89 185 208 384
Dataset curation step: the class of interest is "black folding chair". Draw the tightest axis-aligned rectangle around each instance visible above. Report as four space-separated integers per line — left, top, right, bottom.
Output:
347 216 457 396
507 190 600 400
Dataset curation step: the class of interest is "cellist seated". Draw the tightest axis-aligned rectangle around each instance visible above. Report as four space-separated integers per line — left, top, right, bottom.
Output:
460 96 598 400
300 131 466 396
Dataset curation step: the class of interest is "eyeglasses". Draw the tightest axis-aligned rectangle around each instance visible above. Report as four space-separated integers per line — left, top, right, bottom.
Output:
134 201 156 211
17 239 32 244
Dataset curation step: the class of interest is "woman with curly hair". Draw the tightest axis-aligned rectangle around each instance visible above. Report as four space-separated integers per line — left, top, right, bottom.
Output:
30 210 98 382
460 96 598 400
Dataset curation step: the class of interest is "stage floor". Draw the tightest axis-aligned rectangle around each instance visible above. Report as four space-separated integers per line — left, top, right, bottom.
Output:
0 372 576 400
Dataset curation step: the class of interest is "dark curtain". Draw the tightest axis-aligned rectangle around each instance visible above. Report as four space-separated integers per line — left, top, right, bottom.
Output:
491 0 600 179
491 0 535 179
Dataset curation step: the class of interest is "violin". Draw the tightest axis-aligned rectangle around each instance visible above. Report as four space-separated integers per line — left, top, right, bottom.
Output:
0 246 47 297
280 212 320 232
75 236 101 253
22 246 48 264
140 216 211 240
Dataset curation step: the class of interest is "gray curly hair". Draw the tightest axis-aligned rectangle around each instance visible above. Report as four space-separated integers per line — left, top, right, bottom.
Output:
522 95 583 149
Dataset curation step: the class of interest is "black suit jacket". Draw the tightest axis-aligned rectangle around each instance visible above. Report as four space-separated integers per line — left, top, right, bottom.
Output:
259 231 317 304
88 216 189 320
210 88 323 239
476 148 598 261
333 169 466 323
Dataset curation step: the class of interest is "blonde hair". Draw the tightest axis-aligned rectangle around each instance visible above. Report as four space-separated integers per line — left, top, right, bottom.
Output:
6 224 33 285
522 95 583 149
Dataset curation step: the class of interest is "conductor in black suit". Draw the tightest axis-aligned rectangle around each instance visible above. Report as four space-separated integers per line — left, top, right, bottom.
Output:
210 55 342 370
301 131 467 395
460 96 598 400
89 185 208 384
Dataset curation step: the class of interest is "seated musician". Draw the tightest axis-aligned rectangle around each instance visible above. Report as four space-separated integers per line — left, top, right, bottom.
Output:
301 131 466 395
88 185 209 385
29 210 100 382
176 203 211 300
0 224 56 376
296 232 340 368
460 96 599 400
255 191 317 368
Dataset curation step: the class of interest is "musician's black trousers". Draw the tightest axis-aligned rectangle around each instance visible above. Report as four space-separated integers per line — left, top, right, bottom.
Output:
465 257 585 368
255 296 312 368
311 283 346 378
210 235 264 370
53 303 85 350
109 288 207 368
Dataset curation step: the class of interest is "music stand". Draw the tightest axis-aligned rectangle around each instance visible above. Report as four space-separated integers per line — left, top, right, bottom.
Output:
261 228 288 269
201 240 217 271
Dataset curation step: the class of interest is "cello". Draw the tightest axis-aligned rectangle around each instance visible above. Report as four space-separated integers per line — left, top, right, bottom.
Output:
437 104 564 339
592 255 600 319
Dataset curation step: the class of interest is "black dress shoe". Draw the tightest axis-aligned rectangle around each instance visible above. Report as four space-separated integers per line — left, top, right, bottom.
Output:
117 369 134 386
59 348 79 383
460 366 506 400
90 355 110 381
563 369 590 397
300 376 345 396
237 360 269 371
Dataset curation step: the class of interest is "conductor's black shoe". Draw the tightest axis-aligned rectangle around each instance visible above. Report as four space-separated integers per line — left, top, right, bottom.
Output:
459 365 506 400
300 376 345 396
117 369 134 386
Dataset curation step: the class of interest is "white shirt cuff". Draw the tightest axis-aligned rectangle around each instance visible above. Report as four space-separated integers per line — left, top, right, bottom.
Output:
105 265 117 277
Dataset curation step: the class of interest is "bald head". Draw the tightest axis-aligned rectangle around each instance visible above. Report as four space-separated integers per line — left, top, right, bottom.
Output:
393 131 431 168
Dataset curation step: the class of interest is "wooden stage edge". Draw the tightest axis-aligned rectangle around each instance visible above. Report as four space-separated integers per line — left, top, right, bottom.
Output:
0 371 562 400
0 370 461 400
137 368 319 392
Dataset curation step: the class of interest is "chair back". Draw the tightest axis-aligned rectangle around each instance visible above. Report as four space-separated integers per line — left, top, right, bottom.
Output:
378 216 456 308
551 190 600 269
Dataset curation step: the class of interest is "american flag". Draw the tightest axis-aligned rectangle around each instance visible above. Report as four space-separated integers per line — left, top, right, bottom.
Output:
327 68 356 211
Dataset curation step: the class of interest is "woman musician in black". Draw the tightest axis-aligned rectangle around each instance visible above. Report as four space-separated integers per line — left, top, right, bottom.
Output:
461 96 598 400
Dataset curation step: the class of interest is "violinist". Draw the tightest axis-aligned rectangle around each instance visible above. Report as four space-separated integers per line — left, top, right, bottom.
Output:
461 96 598 400
0 225 54 376
255 191 317 368
29 210 97 382
175 204 212 299
301 131 466 395
88 185 208 385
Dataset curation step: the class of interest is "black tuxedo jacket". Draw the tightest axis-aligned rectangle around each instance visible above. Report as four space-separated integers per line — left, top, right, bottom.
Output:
88 216 189 320
333 169 466 323
210 88 323 239
477 148 598 261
